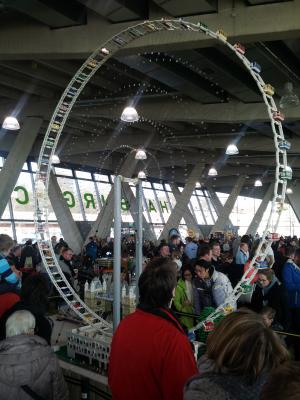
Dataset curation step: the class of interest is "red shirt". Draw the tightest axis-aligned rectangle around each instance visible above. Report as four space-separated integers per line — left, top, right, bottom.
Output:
0 292 20 318
108 308 198 400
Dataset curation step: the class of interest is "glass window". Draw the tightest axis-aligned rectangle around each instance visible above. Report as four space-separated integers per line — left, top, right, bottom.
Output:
153 183 164 190
22 163 28 171
11 172 34 220
154 189 171 221
153 224 164 238
75 170 91 179
57 177 83 220
216 192 229 206
48 222 62 238
178 224 188 239
199 197 214 225
143 188 162 223
168 192 176 210
96 182 112 207
1 204 11 219
190 195 205 224
54 167 73 177
94 173 109 182
142 181 152 188
178 186 184 192
77 179 100 221
14 221 36 244
0 156 3 167
164 183 171 191
31 162 38 172
0 221 13 238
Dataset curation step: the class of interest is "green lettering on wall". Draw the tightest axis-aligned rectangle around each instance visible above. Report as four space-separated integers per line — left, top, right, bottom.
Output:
160 201 169 213
121 198 129 211
148 199 157 212
14 186 29 205
63 191 75 208
84 193 96 209
101 194 108 206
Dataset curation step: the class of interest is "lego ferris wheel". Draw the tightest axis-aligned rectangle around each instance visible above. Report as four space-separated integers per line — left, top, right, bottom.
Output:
33 19 292 333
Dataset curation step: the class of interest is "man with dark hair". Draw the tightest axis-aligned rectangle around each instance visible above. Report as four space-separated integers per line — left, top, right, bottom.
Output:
169 234 180 252
159 243 170 258
109 258 197 400
194 259 235 314
198 245 212 262
58 248 76 286
210 241 225 273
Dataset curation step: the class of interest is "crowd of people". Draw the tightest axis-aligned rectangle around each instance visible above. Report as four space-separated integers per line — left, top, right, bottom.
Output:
109 256 300 400
1 229 300 399
0 234 68 399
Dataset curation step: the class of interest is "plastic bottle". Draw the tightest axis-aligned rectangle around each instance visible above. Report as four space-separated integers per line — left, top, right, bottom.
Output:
84 281 89 293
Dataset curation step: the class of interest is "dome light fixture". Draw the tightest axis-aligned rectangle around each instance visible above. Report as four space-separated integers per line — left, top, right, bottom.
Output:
279 82 299 109
51 154 60 164
2 116 20 130
286 187 293 194
195 181 201 188
138 170 146 179
121 106 139 122
208 167 218 177
225 143 239 155
254 179 263 187
135 149 147 160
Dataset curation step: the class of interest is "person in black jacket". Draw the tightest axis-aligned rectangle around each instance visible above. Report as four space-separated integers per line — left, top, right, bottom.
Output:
20 240 39 269
251 268 290 330
0 274 53 344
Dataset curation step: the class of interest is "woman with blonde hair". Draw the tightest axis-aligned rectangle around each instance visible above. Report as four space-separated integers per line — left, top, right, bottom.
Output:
184 310 289 400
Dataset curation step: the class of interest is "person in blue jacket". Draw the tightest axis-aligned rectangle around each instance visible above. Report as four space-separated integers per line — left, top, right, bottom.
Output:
282 247 300 360
0 234 21 294
85 236 98 261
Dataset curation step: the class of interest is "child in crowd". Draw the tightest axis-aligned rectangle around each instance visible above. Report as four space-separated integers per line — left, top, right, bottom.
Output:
0 234 21 294
260 306 276 328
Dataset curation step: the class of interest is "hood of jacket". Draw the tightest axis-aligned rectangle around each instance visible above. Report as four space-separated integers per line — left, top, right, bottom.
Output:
0 334 53 387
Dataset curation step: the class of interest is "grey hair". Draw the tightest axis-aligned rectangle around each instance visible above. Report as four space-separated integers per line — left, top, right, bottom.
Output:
6 310 36 338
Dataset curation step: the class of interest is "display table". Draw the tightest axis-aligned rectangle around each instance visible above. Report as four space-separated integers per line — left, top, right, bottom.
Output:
55 346 111 399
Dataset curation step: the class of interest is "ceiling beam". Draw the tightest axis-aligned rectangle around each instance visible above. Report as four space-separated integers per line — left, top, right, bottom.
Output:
3 0 86 28
73 100 300 123
0 1 299 59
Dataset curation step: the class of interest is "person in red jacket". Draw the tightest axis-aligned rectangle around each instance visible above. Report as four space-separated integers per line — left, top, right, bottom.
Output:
108 257 198 400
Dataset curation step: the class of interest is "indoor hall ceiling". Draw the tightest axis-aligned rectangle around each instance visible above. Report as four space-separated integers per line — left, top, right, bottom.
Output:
0 0 299 198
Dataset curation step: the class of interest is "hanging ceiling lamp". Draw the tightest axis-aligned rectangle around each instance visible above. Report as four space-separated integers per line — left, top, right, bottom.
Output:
121 106 139 122
2 116 20 130
138 170 146 179
135 149 147 160
195 182 201 188
286 187 293 194
208 167 218 176
51 154 60 164
254 179 263 187
279 82 299 109
225 143 239 155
